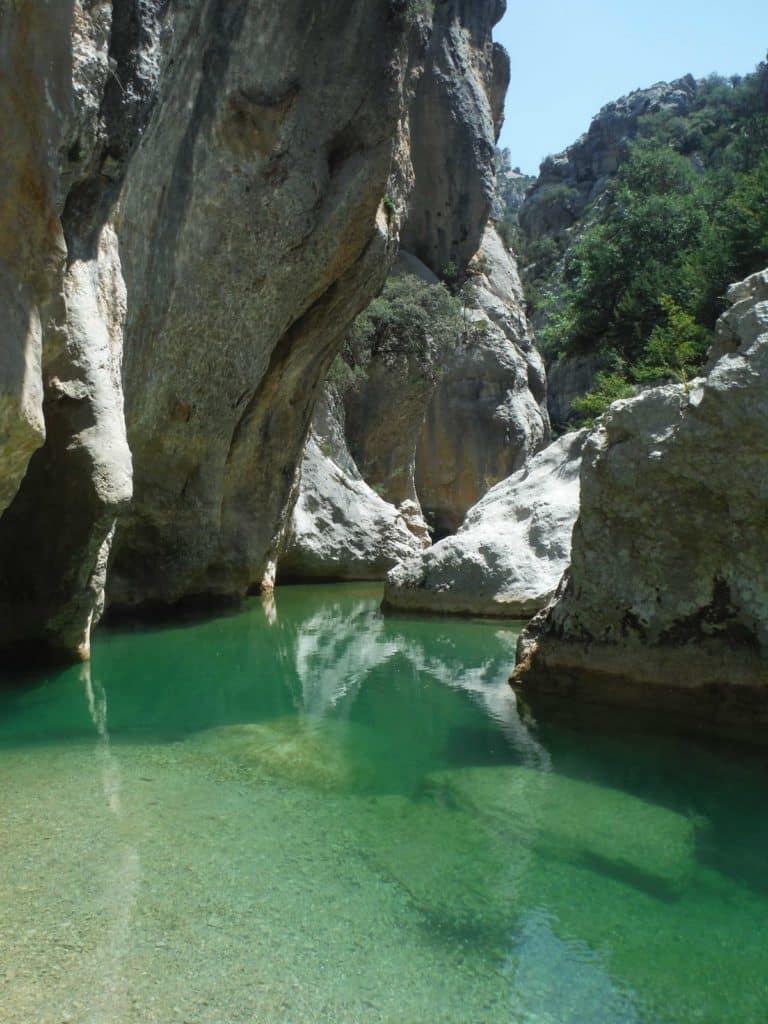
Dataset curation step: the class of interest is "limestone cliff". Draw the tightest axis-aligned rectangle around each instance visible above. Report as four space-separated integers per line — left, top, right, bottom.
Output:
280 389 426 581
416 225 549 534
0 0 160 658
512 269 768 737
108 0 421 610
517 77 698 428
519 77 697 245
402 0 509 274
0 0 509 659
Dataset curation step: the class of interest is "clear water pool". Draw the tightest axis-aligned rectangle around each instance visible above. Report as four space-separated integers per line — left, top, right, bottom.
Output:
1 584 766 1023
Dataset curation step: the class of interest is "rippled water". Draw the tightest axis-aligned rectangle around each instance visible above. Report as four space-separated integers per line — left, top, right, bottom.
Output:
0 584 766 1023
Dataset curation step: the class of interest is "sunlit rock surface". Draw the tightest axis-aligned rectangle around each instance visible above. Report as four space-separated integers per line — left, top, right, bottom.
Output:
386 431 585 617
280 391 426 581
415 226 551 535
519 77 697 243
513 269 768 737
0 1 149 658
108 1 420 611
0 1 509 657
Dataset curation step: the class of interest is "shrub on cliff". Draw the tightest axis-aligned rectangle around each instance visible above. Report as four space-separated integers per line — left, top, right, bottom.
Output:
330 273 465 388
526 57 768 426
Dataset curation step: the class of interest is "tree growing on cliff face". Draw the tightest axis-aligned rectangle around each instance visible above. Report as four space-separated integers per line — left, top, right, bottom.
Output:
546 145 708 364
329 273 464 389
526 58 768 425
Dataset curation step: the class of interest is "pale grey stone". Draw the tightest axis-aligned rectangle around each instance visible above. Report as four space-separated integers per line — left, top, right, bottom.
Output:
386 431 586 617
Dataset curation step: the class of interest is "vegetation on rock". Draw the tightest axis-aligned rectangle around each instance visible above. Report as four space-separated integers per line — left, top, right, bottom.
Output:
329 273 467 388
510 59 768 423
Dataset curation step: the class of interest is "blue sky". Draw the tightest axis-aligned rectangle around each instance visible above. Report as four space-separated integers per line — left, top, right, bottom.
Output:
495 2 768 174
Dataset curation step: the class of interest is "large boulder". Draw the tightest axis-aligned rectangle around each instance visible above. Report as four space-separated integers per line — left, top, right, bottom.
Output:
385 431 586 618
512 269 768 738
279 391 426 581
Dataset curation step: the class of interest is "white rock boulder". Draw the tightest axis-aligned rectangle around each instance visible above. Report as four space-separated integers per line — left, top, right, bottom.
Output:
280 392 427 581
384 431 587 617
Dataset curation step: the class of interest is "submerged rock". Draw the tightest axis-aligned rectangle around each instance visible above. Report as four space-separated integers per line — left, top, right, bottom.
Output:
513 269 768 738
385 431 586 618
183 717 385 793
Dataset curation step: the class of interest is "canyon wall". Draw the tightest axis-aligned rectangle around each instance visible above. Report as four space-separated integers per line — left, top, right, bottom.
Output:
0 0 509 659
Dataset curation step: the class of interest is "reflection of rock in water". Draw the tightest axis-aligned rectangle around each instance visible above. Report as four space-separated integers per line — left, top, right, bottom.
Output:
80 662 142 1024
286 596 547 769
508 909 642 1024
400 629 549 771
291 601 399 718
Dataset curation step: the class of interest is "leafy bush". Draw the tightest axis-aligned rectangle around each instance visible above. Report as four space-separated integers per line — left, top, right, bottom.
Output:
528 55 768 424
570 372 635 426
335 273 465 389
634 297 711 384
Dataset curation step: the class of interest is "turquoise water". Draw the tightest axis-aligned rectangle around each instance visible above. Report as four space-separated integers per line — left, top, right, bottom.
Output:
0 584 767 1024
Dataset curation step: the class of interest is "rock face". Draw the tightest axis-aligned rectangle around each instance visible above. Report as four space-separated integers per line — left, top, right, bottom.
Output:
280 391 426 581
401 0 509 274
385 431 586 617
519 76 697 244
0 1 158 658
415 225 550 535
518 76 698 429
342 254 441 513
512 270 768 737
334 227 550 546
1 0 510 657
108 1 420 610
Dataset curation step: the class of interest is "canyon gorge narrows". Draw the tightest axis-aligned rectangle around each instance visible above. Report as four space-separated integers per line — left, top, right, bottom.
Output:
0 6 766 719
2 6 768 1024
0 0 518 657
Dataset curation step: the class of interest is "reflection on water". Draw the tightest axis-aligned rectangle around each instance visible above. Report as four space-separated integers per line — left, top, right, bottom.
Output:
0 583 767 1024
81 662 142 1024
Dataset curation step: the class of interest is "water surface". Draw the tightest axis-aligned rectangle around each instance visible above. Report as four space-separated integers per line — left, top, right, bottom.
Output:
0 584 766 1023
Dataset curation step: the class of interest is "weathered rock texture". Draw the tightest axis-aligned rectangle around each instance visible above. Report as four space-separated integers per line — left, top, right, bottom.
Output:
385 431 585 618
415 225 550 534
0 0 155 658
401 0 509 274
280 390 426 581
519 77 697 244
343 254 441 514
512 270 768 737
109 1 423 610
546 355 599 431
0 0 510 656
